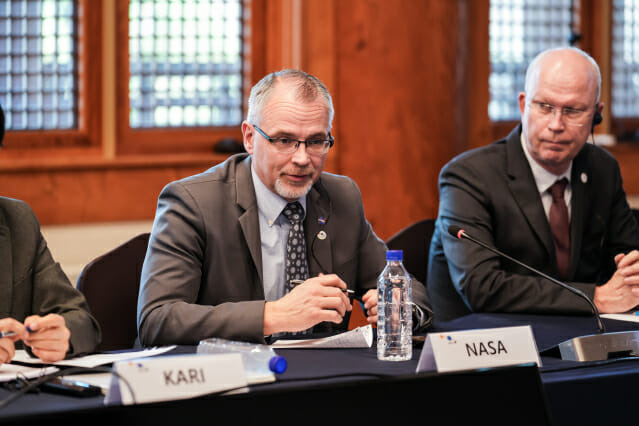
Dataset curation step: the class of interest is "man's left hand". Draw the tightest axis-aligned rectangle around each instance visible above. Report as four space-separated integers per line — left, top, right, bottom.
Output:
23 314 70 363
361 289 378 324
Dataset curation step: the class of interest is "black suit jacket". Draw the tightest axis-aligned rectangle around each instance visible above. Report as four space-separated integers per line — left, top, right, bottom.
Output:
427 126 639 321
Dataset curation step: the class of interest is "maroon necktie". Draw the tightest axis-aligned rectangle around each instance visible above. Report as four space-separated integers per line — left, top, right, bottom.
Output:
549 179 570 279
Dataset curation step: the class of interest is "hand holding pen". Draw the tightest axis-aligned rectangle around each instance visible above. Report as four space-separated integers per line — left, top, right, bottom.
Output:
0 318 29 365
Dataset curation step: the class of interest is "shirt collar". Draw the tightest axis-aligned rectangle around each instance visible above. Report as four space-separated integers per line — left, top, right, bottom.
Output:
251 164 307 226
520 132 572 194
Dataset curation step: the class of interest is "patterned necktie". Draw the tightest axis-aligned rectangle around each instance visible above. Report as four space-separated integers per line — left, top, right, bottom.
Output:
281 202 309 294
549 178 570 280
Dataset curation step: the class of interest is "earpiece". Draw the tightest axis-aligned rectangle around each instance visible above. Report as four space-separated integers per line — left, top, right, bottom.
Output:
591 105 602 134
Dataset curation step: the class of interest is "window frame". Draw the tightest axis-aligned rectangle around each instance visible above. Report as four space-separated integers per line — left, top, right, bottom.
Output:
114 0 256 155
1 0 103 152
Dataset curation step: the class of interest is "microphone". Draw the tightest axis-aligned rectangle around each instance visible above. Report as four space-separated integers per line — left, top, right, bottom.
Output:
448 224 639 361
448 225 605 333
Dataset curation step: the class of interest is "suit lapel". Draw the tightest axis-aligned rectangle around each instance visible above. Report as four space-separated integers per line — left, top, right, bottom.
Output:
568 149 590 279
505 127 555 259
0 224 13 317
236 157 263 286
305 178 332 275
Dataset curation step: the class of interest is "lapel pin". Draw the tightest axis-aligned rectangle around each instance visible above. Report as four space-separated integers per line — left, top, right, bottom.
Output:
581 173 588 184
318 216 326 225
317 230 327 240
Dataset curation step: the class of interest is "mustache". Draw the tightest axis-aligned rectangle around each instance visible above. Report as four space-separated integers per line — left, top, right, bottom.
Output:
281 167 313 176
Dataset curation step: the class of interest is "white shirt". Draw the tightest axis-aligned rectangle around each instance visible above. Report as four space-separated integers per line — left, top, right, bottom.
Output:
251 165 307 301
520 133 572 220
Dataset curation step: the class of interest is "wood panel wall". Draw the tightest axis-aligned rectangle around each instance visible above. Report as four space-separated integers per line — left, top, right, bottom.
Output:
2 0 637 241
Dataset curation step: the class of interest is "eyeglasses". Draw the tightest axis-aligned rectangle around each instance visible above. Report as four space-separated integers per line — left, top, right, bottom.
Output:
252 124 334 155
530 101 589 126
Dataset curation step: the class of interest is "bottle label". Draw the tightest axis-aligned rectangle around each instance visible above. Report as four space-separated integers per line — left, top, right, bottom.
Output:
416 325 540 373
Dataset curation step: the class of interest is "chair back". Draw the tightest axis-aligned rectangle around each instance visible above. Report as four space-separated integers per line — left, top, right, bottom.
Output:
77 232 150 351
386 219 435 284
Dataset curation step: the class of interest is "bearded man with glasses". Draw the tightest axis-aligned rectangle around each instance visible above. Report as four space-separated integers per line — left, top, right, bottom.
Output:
428 47 639 321
138 69 433 345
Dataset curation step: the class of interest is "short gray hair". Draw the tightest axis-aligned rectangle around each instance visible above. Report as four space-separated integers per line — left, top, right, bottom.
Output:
246 69 334 127
524 46 602 103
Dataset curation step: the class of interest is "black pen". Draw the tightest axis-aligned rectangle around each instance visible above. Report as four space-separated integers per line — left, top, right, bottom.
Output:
290 280 363 302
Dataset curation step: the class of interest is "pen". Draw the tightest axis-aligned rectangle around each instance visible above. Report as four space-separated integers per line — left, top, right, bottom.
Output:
0 331 16 338
289 280 362 301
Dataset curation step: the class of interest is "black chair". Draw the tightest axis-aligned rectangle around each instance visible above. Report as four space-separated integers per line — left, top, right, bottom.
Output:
77 232 150 351
385 218 435 284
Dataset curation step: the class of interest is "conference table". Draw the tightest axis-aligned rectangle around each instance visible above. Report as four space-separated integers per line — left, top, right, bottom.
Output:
0 313 637 425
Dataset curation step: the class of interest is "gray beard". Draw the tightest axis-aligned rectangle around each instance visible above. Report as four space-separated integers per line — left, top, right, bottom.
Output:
274 177 313 200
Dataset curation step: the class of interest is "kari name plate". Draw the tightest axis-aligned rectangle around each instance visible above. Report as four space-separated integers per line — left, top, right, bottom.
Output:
105 353 248 405
416 325 541 373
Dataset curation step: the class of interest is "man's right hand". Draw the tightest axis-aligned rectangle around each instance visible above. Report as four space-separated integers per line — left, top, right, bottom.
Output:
594 250 639 313
0 318 28 365
263 274 352 336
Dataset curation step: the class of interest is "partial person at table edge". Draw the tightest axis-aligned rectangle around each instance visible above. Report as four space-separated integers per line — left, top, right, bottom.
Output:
137 69 433 345
0 105 101 363
427 46 639 321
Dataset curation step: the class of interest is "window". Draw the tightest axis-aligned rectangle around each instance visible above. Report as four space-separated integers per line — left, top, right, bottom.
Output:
611 0 639 119
0 0 253 154
115 0 249 154
128 0 243 129
489 0 576 122
0 0 77 131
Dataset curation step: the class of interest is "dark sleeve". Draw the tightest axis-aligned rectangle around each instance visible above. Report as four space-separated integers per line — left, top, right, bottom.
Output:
28 216 101 356
437 160 596 315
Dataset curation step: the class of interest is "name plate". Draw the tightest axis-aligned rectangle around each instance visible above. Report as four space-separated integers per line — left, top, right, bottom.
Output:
105 353 248 405
416 325 541 373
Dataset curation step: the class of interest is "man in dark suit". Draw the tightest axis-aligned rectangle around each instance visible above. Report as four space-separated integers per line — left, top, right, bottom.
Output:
137 70 432 345
428 47 639 321
0 197 101 363
0 103 100 364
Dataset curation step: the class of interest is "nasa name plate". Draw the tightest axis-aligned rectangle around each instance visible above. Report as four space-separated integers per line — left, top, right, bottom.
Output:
416 325 541 373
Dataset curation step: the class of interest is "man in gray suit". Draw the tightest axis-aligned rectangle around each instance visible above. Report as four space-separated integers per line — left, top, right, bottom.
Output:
428 47 639 321
138 70 432 345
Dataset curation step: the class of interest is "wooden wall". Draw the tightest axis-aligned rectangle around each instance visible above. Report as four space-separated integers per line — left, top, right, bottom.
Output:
1 0 637 241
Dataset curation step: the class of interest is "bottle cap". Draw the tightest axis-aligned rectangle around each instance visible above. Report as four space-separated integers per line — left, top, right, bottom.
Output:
386 250 403 261
269 355 288 374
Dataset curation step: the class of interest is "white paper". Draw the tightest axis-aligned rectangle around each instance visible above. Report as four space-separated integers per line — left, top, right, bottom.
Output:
0 363 58 382
271 325 373 348
12 346 177 368
602 312 639 323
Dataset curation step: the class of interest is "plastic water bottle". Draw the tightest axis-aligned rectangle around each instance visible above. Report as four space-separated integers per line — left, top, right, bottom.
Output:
197 338 288 377
377 250 412 361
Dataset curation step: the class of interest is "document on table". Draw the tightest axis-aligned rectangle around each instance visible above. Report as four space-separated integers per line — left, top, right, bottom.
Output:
602 312 639 323
0 363 58 382
271 325 373 348
11 346 177 368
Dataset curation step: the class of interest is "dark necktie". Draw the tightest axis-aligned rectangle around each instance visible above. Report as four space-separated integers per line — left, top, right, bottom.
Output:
549 178 570 280
281 202 309 294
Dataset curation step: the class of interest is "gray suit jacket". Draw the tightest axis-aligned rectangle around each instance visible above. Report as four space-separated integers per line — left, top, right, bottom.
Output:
138 154 432 345
427 126 639 321
0 197 100 356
